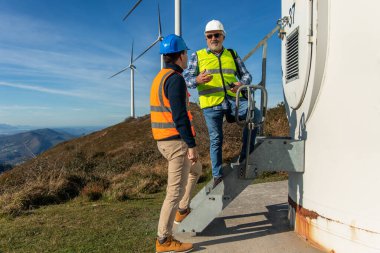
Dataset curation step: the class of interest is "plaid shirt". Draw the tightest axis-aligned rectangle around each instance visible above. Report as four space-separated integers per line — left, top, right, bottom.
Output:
183 47 252 89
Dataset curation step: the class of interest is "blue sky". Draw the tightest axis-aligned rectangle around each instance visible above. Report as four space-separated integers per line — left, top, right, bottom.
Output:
0 0 282 127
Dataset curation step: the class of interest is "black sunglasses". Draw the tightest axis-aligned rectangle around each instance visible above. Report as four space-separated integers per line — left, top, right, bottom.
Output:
206 33 222 39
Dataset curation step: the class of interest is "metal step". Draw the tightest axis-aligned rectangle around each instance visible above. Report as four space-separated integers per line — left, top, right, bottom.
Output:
176 164 252 233
239 137 305 179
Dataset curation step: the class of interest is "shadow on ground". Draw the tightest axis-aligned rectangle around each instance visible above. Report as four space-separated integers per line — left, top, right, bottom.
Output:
193 202 290 251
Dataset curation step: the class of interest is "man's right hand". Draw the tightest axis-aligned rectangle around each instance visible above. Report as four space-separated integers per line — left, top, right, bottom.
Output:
196 69 213 84
187 147 199 165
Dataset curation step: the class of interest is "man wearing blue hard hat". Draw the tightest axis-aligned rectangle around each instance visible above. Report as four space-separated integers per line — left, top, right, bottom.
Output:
150 34 201 253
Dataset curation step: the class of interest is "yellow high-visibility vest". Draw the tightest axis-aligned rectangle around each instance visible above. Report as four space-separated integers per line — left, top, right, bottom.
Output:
150 68 195 140
196 48 239 109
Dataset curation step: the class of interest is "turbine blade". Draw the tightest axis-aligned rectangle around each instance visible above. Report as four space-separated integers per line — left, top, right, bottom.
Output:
122 0 143 21
157 2 162 36
109 66 131 79
133 39 159 62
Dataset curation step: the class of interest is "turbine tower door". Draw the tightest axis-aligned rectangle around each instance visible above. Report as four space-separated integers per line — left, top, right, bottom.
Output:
281 0 313 110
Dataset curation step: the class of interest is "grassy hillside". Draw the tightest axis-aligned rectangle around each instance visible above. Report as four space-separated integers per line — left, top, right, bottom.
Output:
0 103 289 216
0 103 289 252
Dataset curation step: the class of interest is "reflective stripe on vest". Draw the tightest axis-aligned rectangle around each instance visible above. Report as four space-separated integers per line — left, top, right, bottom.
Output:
151 122 176 128
150 68 196 140
150 105 171 112
196 48 239 109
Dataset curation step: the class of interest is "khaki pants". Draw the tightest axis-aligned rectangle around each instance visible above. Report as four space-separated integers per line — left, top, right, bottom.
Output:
157 140 202 238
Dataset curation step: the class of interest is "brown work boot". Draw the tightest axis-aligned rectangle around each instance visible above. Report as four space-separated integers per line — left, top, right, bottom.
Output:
156 235 193 253
174 208 191 224
212 176 223 189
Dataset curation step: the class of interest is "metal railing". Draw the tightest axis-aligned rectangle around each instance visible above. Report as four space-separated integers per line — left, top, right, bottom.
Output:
235 24 282 135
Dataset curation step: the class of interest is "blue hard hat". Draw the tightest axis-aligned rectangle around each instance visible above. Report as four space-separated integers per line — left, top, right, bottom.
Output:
159 34 190 54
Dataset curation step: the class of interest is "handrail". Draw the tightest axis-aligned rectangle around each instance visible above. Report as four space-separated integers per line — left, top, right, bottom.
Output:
235 84 268 173
235 24 282 135
235 85 268 127
242 25 280 62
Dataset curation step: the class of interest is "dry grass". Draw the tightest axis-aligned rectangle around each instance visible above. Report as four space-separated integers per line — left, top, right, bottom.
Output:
105 163 167 201
263 102 289 136
0 103 289 215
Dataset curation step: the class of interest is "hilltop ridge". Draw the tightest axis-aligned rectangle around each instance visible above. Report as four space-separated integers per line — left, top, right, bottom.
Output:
0 103 289 215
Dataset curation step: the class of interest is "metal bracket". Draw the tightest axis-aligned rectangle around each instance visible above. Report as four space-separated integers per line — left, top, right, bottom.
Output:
234 137 305 179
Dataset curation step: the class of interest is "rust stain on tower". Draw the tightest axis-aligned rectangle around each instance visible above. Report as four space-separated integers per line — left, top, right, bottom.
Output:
288 196 333 253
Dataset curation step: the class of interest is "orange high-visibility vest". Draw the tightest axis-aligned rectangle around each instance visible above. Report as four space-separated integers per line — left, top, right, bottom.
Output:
150 68 196 140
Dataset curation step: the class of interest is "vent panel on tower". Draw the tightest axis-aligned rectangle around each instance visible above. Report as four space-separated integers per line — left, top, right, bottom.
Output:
286 27 299 83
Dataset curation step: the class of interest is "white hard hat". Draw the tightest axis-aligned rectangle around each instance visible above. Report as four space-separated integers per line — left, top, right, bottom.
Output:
205 20 226 34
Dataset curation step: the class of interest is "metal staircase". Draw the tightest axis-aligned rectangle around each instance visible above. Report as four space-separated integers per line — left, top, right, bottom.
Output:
177 22 304 234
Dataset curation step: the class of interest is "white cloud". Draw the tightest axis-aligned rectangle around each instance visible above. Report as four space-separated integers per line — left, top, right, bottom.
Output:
0 13 63 46
0 81 90 98
0 105 49 110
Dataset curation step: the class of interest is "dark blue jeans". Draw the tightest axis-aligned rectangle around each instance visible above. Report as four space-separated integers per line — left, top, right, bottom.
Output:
203 96 260 178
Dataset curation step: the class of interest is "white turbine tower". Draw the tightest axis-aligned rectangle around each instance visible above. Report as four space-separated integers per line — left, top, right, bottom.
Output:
109 42 136 118
174 0 181 35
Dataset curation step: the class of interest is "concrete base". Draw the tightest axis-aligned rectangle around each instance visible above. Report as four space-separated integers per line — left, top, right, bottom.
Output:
174 181 323 253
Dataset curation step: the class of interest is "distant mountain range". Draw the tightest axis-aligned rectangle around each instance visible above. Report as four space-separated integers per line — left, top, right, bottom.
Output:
0 128 79 166
0 124 35 135
0 124 103 136
0 163 12 174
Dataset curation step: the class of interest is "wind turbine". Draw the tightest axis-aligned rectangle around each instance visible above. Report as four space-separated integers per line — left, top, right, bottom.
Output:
133 3 164 68
110 3 164 119
109 41 136 118
122 0 182 36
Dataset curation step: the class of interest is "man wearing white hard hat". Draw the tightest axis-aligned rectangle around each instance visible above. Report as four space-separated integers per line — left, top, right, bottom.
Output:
151 34 201 253
184 20 260 189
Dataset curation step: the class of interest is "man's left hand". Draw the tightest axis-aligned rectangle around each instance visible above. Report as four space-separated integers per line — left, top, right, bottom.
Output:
230 82 243 93
187 147 199 165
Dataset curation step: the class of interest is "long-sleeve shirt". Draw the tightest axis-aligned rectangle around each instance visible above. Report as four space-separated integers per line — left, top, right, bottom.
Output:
183 47 252 89
162 63 196 148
